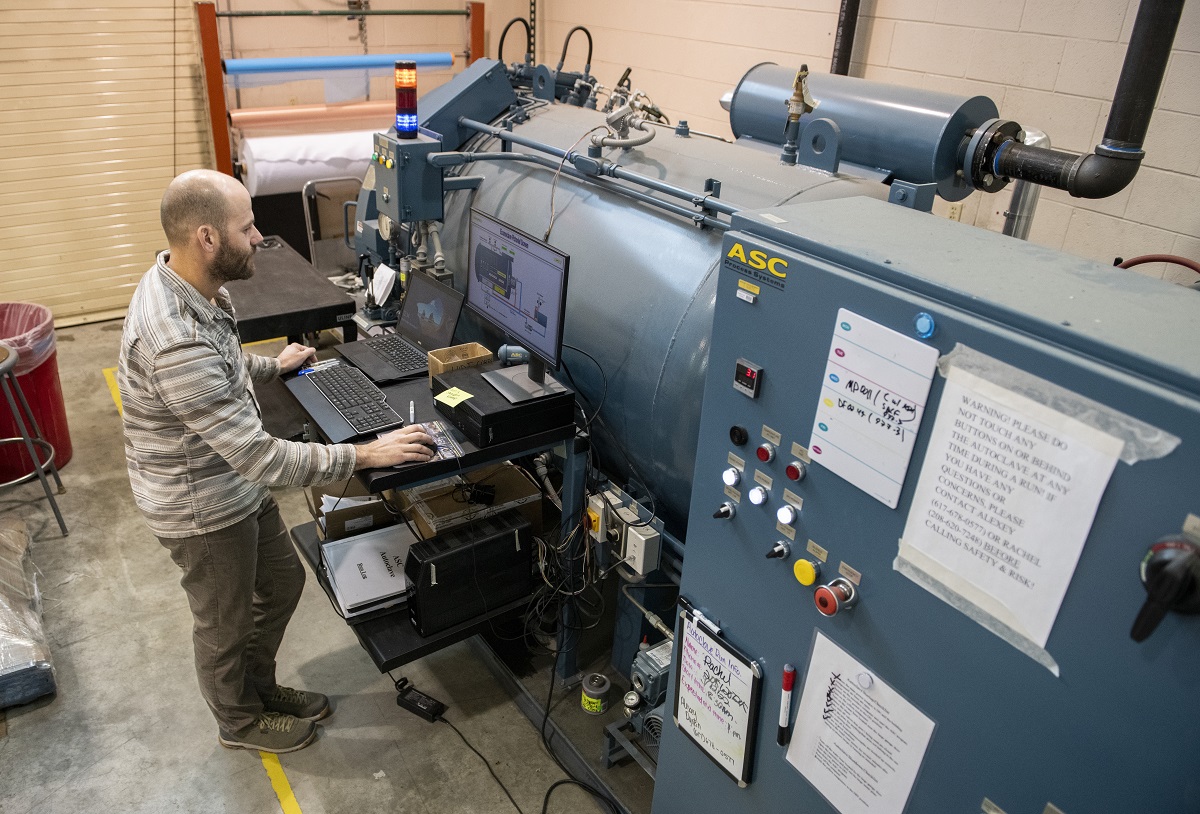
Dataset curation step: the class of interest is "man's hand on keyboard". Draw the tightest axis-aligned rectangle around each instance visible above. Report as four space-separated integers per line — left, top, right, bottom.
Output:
353 424 437 470
277 342 318 374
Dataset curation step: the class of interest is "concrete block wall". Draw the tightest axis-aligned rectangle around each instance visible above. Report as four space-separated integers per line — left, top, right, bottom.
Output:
537 0 1200 284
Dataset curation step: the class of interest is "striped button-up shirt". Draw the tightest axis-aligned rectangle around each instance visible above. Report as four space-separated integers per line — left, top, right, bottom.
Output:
119 252 356 537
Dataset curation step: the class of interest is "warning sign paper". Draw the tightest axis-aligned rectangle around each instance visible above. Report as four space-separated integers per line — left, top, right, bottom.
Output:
899 364 1122 649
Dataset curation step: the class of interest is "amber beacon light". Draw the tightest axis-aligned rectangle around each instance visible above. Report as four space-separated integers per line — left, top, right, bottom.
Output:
394 60 418 138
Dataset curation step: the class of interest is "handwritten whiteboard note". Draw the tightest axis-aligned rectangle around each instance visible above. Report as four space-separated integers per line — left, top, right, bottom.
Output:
898 364 1122 650
809 310 939 508
787 632 935 814
673 609 762 786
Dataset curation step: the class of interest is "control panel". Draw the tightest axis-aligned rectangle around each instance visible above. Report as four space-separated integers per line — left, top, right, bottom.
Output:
652 198 1200 814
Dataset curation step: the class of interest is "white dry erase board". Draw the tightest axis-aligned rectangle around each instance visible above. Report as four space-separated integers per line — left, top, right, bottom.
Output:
672 603 763 787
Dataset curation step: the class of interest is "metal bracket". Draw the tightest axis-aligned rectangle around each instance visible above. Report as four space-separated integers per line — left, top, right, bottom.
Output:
532 64 557 101
888 180 937 211
443 175 483 191
796 117 842 174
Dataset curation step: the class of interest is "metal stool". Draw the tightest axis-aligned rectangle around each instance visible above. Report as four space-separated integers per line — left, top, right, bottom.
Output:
0 343 68 536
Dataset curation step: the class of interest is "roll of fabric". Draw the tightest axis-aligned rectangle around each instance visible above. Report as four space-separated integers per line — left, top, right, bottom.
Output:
230 101 393 131
240 129 381 197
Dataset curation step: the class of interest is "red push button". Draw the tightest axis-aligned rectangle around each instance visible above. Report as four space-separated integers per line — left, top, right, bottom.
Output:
814 578 857 617
785 461 807 481
756 443 776 463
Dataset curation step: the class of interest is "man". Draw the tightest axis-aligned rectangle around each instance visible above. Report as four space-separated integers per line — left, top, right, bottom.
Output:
118 169 435 753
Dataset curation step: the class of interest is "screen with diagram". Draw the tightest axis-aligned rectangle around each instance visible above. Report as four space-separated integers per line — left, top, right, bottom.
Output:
466 209 569 368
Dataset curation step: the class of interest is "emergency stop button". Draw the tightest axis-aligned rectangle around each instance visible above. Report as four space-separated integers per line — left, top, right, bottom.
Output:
814 578 858 617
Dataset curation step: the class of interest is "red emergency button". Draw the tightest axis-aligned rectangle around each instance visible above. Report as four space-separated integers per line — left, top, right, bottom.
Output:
756 443 776 463
814 578 858 617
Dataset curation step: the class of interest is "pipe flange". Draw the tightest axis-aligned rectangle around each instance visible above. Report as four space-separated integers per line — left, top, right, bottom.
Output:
965 118 1022 193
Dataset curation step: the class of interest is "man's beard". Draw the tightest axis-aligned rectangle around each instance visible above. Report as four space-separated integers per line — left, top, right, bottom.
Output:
211 235 255 284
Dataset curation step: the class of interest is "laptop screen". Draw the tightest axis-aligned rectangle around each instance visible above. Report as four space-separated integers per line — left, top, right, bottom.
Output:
396 273 465 351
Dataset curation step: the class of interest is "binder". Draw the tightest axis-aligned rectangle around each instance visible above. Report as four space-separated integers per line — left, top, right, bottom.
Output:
320 524 416 619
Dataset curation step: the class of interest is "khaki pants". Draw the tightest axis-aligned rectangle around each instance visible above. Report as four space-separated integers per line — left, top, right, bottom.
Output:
158 495 304 733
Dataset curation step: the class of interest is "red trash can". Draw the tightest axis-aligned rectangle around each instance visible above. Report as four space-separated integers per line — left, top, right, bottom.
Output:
0 303 72 481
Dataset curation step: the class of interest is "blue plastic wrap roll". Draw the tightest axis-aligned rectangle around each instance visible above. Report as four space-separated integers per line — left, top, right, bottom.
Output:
223 52 454 76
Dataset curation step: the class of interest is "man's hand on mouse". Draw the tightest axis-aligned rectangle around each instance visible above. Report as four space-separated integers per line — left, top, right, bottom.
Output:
354 424 436 470
276 342 318 374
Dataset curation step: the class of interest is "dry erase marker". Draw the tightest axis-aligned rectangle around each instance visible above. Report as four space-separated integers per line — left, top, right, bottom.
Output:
778 663 796 746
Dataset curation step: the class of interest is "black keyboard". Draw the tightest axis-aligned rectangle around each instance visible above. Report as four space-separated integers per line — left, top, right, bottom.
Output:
366 335 427 373
306 364 405 436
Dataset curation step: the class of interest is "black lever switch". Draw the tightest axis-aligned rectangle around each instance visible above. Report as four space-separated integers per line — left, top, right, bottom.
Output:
1131 538 1200 643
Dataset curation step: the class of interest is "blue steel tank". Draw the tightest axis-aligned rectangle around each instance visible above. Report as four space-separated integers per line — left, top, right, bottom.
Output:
433 100 887 535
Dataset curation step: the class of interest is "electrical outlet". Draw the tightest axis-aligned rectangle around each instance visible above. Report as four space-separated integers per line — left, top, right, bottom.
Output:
624 523 661 575
946 202 963 222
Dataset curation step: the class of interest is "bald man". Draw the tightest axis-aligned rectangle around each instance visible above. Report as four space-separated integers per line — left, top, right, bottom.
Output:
118 170 435 753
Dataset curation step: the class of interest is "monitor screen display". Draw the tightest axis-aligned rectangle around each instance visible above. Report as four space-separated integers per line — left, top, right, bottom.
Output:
466 209 569 369
396 271 464 351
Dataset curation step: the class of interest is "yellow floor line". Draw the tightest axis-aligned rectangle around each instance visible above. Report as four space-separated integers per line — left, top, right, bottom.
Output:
260 752 304 814
102 366 122 416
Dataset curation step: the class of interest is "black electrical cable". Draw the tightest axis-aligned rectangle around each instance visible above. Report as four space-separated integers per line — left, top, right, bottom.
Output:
538 644 621 814
438 716 527 814
561 343 607 427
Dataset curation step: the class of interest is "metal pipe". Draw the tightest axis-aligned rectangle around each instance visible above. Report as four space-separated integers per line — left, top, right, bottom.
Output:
216 9 468 17
606 164 739 216
988 0 1183 199
458 117 740 217
830 0 862 76
1002 129 1048 241
432 147 730 230
592 118 655 149
1105 0 1181 150
427 220 446 271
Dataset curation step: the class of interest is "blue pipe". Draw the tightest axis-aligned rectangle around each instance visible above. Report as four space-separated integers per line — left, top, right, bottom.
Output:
223 52 454 76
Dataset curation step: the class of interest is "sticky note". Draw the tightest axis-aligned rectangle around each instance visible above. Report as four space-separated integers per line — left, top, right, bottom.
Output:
434 387 474 408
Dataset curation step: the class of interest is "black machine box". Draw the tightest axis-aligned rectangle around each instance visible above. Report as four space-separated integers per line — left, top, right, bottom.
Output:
431 364 575 447
404 510 535 637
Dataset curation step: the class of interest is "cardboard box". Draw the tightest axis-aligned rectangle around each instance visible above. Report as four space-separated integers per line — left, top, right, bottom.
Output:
306 478 397 541
395 463 542 539
428 342 493 388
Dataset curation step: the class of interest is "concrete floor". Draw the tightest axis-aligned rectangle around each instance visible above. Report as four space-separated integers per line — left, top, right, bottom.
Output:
0 320 633 814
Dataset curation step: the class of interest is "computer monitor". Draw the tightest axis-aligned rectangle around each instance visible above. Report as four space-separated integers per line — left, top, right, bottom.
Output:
466 209 570 403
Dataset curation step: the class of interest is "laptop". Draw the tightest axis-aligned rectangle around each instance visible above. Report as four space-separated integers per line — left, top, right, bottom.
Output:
337 273 465 384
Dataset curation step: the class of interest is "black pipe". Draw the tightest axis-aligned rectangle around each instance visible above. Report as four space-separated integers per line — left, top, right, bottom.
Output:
497 17 532 64
829 0 861 76
983 0 1183 199
1104 0 1182 150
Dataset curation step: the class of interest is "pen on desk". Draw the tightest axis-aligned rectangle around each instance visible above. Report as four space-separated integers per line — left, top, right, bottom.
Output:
409 400 415 424
778 663 796 746
298 358 339 375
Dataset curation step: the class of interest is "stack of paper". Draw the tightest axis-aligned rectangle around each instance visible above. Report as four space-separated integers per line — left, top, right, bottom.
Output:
320 524 416 619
